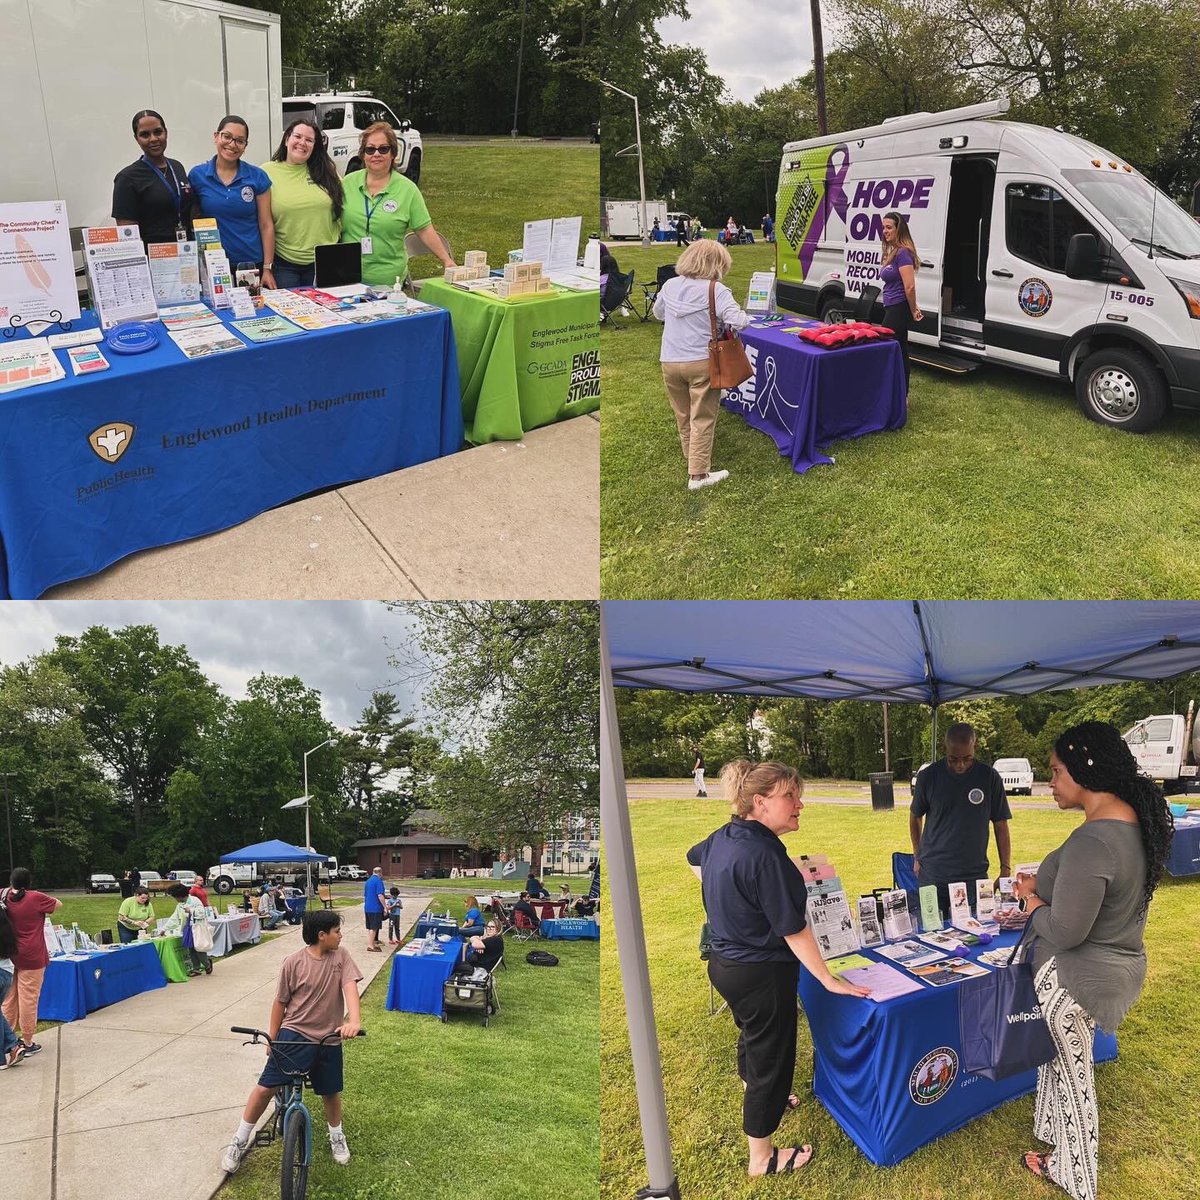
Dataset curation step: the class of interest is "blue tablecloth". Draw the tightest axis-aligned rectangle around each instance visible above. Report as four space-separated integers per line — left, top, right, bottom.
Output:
385 941 462 1016
1165 812 1200 875
0 305 463 598
39 941 168 1022
722 317 906 473
796 929 1118 1165
415 919 462 939
540 917 600 940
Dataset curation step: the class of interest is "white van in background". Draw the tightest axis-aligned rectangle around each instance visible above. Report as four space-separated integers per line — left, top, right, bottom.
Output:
993 757 1035 794
775 99 1200 431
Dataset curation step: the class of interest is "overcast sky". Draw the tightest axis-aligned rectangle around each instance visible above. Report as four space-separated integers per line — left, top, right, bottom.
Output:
0 601 435 732
658 4 824 103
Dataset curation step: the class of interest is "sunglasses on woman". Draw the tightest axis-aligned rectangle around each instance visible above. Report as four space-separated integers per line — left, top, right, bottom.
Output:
363 145 391 156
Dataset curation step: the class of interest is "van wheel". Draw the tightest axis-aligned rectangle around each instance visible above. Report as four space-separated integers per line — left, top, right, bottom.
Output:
1075 348 1167 432
214 876 235 895
405 150 421 186
819 296 849 324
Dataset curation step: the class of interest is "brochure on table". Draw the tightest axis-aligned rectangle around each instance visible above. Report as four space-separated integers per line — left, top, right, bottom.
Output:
881 888 914 940
841 960 924 1002
873 939 947 968
919 885 942 932
948 882 972 927
148 240 200 305
0 199 81 326
82 225 157 329
746 271 776 313
523 215 597 289
857 895 883 947
0 336 65 393
809 890 860 959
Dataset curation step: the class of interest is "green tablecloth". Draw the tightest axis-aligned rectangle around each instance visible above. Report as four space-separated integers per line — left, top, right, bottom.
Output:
152 934 191 982
421 279 600 444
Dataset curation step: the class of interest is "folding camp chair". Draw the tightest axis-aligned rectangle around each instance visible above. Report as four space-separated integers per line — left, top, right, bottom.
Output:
402 229 455 295
507 910 540 942
636 263 677 321
699 922 728 1016
600 268 635 326
892 851 918 894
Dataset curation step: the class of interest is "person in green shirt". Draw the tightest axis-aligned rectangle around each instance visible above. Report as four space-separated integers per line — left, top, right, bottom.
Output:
340 121 456 288
117 888 155 943
262 119 344 288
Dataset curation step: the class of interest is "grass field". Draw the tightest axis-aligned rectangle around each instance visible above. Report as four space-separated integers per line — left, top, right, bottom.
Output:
411 140 598 281
599 799 1200 1200
600 241 1200 599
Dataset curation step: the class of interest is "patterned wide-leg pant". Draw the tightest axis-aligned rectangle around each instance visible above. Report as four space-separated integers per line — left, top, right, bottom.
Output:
1033 957 1100 1200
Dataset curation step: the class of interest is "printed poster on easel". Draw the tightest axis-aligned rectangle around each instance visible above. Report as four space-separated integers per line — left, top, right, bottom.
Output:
0 200 81 326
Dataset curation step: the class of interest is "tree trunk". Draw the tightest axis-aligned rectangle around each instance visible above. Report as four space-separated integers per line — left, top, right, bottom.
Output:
811 0 827 136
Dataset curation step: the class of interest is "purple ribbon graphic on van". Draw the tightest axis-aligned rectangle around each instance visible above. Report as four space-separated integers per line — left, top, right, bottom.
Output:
780 144 851 279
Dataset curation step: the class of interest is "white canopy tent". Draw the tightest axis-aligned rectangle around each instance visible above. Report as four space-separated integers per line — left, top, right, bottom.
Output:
600 600 1200 1198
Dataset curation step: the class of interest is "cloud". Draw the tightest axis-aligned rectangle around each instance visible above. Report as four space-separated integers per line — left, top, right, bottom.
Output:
0 601 430 732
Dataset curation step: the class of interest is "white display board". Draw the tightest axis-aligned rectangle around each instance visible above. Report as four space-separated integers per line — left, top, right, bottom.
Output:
0 200 82 326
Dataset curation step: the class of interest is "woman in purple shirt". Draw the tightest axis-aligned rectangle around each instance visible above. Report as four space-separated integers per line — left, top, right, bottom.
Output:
879 210 923 392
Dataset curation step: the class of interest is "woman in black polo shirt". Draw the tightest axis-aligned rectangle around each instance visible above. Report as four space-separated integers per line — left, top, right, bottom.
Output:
112 109 195 249
688 759 869 1177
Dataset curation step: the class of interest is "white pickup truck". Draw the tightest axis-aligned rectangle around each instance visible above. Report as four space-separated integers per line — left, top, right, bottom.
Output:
993 758 1035 795
1123 706 1200 792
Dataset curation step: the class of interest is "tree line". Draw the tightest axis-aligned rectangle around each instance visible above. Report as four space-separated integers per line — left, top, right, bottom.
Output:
614 673 1200 781
599 0 1200 226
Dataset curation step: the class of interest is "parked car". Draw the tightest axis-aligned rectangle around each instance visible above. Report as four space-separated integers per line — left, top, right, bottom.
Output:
282 93 423 183
337 865 367 880
87 873 119 893
167 869 198 885
134 870 168 892
911 762 931 788
993 757 1035 795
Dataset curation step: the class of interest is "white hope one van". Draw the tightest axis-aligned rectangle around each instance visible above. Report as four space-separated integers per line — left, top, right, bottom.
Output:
775 99 1200 431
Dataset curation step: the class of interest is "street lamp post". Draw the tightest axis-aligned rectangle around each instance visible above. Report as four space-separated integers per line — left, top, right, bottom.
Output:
300 737 337 895
510 0 527 138
600 80 650 248
0 772 15 877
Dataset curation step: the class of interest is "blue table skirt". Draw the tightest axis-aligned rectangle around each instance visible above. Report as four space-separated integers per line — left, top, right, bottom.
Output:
796 929 1118 1166
540 917 600 940
39 942 168 1022
723 319 906 473
1165 814 1200 875
415 919 463 939
385 942 462 1016
0 305 463 598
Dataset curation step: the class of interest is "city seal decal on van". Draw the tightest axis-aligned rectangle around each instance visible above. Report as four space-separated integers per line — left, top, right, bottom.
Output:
1018 278 1053 318
909 1046 958 1105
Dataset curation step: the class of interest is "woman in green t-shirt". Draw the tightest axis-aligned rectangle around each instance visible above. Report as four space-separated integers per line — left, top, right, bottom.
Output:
116 888 155 943
262 118 345 288
341 121 456 288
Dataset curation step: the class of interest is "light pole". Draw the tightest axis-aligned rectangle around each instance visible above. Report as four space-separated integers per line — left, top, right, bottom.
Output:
600 80 650 248
294 737 337 895
0 771 15 877
510 0 527 138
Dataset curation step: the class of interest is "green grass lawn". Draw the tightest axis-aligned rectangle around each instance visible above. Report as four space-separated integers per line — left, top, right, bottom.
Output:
600 241 1200 598
220 932 599 1200
411 141 598 281
599 800 1200 1200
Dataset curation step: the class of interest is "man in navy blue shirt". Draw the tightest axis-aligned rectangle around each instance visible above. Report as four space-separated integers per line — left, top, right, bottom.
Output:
363 867 386 952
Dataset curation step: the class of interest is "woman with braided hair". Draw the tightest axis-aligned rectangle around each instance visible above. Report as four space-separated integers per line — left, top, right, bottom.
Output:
1013 721 1173 1199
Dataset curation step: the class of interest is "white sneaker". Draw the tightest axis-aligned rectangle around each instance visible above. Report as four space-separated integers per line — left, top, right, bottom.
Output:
329 1130 351 1165
688 470 729 491
221 1138 248 1174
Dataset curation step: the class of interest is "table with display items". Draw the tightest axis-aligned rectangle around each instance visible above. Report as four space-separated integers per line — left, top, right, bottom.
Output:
1165 810 1200 875
420 279 599 444
795 928 1118 1166
385 939 463 1016
539 917 600 940
0 305 463 599
415 917 463 939
210 911 262 956
39 941 169 1021
721 316 907 474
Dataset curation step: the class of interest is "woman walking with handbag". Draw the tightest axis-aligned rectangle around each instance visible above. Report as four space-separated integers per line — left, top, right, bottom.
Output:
167 883 213 976
653 240 751 491
1013 721 1172 1199
686 760 870 1177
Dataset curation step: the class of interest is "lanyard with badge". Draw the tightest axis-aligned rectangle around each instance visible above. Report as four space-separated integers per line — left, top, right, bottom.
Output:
143 155 187 239
362 188 390 256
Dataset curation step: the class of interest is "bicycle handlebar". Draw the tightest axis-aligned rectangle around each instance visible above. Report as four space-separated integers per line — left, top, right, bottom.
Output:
230 1026 366 1045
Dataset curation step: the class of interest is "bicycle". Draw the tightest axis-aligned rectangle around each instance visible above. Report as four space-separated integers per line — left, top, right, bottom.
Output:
231 1025 366 1200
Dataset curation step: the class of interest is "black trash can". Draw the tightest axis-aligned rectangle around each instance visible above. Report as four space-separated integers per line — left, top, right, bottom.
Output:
869 772 895 811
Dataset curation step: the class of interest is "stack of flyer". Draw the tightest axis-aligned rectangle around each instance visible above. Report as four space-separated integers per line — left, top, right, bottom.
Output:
807 890 860 959
194 217 232 310
0 337 65 393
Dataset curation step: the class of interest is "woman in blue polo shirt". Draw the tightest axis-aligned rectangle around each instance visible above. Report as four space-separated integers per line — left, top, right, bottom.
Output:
188 115 276 289
687 760 869 1178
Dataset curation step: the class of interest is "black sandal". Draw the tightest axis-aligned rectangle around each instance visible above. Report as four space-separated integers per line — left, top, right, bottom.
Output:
758 1144 813 1175
784 1094 801 1112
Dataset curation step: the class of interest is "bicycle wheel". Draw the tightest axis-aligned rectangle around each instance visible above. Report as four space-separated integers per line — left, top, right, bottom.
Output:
279 1104 310 1200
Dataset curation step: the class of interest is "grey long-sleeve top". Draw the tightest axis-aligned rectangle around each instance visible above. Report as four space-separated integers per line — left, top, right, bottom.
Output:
1029 819 1147 1033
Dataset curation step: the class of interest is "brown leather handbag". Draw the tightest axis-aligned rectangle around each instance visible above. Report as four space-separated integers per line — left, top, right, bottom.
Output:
707 279 753 388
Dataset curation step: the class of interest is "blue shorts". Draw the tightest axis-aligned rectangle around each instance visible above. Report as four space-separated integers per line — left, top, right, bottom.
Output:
257 1028 344 1096
365 911 384 931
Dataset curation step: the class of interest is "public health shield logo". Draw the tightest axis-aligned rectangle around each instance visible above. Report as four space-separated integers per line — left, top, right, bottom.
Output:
909 1046 958 1105
89 422 135 463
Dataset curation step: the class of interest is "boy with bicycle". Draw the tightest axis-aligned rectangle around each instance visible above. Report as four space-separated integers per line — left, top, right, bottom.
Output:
221 909 363 1174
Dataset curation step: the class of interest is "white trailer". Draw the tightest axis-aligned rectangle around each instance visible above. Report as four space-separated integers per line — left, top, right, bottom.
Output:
0 0 282 231
604 199 668 240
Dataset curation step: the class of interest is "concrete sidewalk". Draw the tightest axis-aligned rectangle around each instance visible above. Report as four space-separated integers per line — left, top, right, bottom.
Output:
3 898 430 1200
46 413 598 600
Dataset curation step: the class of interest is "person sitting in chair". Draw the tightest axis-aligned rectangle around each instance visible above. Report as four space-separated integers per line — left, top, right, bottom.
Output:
526 873 550 900
465 920 505 973
513 891 541 931
461 895 485 936
257 885 285 931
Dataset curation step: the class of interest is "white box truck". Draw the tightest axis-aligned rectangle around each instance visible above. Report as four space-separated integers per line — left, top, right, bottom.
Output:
775 99 1200 431
604 199 668 240
1 0 282 231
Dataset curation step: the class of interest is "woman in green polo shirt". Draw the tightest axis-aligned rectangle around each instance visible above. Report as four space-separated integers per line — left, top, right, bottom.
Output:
341 121 456 288
262 118 344 288
116 888 155 943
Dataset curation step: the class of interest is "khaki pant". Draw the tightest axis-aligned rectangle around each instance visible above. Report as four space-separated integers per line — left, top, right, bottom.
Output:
662 359 719 476
2 965 45 1045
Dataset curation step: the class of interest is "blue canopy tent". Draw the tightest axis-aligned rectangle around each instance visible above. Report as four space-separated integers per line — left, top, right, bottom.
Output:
600 600 1200 1199
219 839 329 864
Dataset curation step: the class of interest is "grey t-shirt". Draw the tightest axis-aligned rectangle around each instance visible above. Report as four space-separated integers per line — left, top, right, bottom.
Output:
912 759 1011 883
1029 819 1147 1033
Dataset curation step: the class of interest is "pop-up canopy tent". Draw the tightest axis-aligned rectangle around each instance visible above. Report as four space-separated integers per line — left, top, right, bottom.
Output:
219 839 329 863
600 600 1200 1199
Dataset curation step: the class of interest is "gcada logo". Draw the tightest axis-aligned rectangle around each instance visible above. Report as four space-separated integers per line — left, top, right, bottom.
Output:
88 422 135 463
909 1046 958 1105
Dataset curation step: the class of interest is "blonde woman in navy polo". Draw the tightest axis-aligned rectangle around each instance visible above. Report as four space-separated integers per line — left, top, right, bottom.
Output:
188 115 276 289
687 760 870 1177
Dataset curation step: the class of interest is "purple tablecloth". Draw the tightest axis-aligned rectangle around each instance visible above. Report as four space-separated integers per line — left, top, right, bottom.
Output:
722 318 907 473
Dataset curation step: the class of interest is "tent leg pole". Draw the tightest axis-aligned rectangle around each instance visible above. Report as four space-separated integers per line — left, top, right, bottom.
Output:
931 706 938 763
600 607 682 1200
